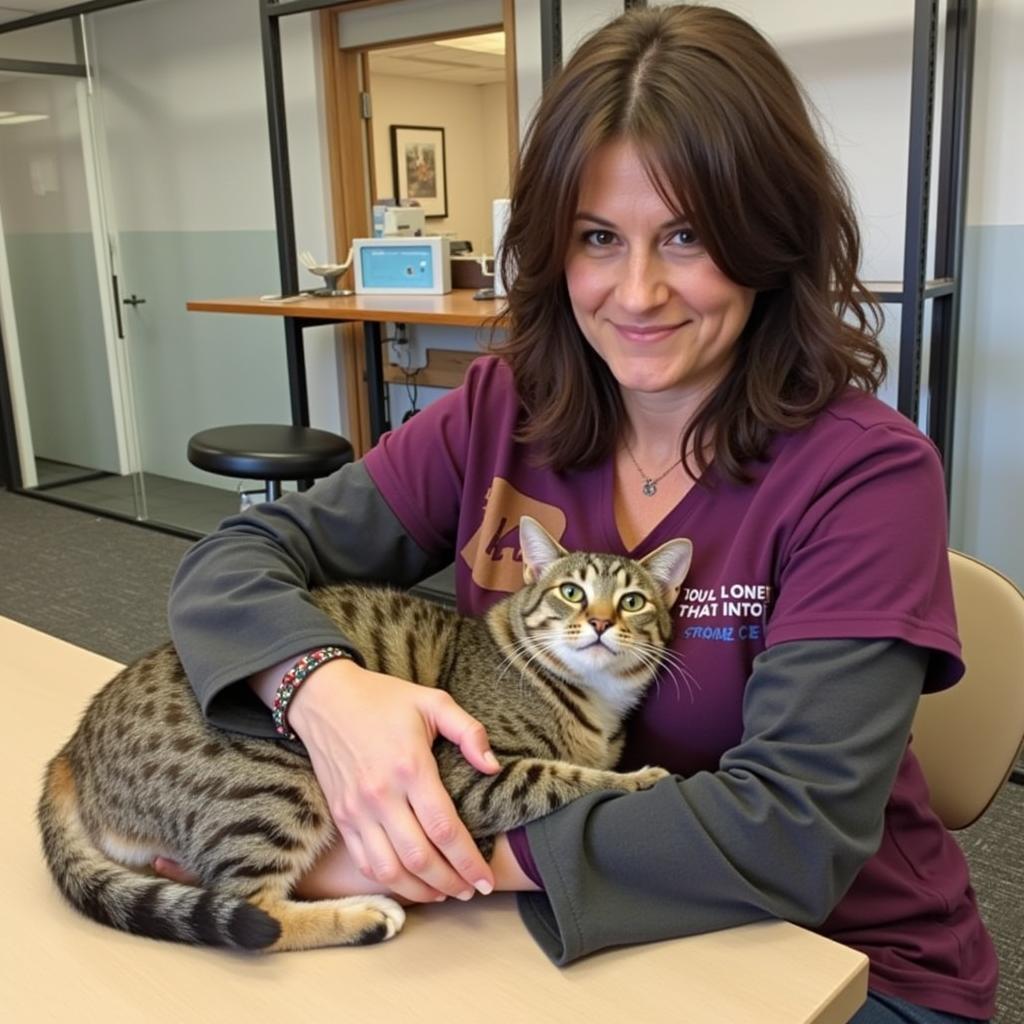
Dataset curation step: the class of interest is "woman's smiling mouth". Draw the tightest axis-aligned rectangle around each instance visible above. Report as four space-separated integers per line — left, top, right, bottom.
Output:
612 321 690 343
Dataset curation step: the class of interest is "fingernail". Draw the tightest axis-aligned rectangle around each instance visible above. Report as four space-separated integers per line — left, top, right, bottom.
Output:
434 895 447 903
475 879 493 895
457 889 474 902
484 750 500 769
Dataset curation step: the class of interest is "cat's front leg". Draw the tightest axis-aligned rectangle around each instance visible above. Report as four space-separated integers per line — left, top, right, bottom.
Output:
457 758 670 837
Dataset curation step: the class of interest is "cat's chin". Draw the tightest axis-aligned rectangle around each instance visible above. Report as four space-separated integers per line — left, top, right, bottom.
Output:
568 640 619 668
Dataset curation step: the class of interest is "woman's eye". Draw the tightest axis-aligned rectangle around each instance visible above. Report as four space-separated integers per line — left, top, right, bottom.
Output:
582 229 617 247
559 582 585 603
670 227 698 246
620 592 647 612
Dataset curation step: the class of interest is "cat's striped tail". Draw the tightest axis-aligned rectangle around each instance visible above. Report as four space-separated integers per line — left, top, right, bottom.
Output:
37 753 281 950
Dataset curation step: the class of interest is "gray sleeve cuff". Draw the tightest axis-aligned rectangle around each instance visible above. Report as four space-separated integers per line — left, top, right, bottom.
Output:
168 460 450 737
517 638 927 965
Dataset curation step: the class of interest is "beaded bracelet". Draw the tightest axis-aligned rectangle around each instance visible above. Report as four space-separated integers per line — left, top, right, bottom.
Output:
271 646 351 740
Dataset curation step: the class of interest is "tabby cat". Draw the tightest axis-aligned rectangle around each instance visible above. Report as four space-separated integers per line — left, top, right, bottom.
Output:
38 515 691 953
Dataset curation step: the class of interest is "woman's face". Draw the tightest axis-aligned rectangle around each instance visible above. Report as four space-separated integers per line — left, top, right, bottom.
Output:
565 140 755 405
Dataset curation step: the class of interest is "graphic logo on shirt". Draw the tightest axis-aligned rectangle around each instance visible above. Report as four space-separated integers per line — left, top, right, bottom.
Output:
677 582 773 643
459 478 567 594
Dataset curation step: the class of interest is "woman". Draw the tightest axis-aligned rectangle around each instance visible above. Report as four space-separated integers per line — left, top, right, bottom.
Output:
168 6 996 1021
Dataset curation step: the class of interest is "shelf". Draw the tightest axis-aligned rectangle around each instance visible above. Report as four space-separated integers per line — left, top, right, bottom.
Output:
863 278 955 302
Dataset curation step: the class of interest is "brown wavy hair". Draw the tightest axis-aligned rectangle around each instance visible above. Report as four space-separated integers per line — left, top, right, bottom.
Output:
494 4 885 482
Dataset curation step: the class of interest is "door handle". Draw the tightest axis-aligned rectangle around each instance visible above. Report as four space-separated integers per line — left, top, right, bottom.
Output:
111 274 124 338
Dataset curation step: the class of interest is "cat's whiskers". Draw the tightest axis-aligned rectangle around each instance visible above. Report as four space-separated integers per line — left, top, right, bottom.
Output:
498 630 567 697
642 643 699 698
499 629 565 671
623 636 699 704
620 642 679 701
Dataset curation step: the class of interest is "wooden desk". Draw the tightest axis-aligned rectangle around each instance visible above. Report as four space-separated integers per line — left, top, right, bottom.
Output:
187 291 507 452
3 615 867 1024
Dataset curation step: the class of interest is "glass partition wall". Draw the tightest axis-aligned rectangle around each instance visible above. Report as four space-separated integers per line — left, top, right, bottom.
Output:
0 23 146 517
0 1 293 536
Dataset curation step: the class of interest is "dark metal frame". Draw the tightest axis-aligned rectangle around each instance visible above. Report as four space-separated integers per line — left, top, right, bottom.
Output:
0 316 20 490
898 0 976 501
540 0 562 87
927 0 975 483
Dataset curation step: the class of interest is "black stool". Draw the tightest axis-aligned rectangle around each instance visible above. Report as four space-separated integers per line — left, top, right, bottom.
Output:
187 424 354 504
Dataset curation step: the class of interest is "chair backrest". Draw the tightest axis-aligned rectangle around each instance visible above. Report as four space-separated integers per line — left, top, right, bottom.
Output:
910 550 1024 830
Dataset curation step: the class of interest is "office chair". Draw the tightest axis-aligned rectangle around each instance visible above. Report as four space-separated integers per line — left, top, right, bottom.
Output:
910 550 1024 830
187 424 354 504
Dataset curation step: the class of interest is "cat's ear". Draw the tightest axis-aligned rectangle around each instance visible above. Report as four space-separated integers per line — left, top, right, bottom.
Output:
639 538 693 605
519 515 568 583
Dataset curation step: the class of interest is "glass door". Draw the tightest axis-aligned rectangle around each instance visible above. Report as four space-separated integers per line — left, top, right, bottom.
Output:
0 64 146 517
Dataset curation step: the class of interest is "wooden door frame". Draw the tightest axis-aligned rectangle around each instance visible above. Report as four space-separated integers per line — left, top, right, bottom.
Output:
317 1 519 454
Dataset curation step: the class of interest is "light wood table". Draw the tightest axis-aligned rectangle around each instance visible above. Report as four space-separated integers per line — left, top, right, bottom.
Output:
187 291 507 452
2 615 868 1024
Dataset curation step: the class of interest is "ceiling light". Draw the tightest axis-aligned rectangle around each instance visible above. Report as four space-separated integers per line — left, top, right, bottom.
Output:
434 32 505 56
0 114 49 125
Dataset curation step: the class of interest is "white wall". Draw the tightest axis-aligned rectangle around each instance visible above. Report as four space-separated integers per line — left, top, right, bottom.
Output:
480 80 511 224
948 0 1023 585
966 0 1023 227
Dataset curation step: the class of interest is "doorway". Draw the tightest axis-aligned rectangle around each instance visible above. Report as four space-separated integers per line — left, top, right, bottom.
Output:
318 0 518 451
365 31 511 255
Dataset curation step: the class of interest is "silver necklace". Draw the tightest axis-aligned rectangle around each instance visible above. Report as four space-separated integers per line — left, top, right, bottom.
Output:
623 441 683 497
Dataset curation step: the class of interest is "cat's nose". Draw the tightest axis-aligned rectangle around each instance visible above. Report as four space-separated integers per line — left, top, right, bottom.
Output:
589 617 612 636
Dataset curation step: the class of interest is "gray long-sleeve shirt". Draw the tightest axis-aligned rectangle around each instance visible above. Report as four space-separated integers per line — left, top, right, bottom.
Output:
169 461 923 963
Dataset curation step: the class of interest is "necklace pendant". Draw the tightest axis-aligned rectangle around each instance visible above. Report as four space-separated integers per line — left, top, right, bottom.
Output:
642 478 658 497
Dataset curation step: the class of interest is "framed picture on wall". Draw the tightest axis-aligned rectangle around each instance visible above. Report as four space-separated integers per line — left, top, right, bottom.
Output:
390 125 448 219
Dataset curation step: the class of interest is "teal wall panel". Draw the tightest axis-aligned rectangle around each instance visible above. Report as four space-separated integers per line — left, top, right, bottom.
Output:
5 232 121 473
116 229 292 488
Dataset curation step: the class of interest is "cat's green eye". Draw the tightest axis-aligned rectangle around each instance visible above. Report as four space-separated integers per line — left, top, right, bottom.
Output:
559 582 585 604
620 592 647 612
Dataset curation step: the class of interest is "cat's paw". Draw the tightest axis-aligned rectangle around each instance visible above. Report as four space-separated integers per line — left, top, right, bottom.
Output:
624 765 670 790
340 894 406 942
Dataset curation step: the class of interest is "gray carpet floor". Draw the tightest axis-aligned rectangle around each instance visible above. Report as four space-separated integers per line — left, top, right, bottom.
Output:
1 488 1021 1021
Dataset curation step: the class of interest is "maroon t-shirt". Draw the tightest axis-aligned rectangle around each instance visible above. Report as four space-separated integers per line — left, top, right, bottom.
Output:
364 356 997 1017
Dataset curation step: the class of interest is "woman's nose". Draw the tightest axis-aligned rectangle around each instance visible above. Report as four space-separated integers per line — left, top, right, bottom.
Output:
617 251 669 311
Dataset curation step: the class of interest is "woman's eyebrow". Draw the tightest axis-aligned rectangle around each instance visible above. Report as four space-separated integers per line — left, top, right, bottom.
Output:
574 211 691 229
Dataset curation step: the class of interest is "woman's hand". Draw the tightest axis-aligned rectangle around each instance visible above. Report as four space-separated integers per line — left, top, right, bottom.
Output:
153 832 538 899
280 658 499 904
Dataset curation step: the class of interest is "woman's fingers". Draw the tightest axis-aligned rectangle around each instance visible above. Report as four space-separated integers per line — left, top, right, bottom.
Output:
340 758 483 900
288 662 496 897
406 775 493 895
429 691 501 776
356 816 457 903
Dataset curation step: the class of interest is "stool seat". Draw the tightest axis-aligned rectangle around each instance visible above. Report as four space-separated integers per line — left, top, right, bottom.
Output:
187 424 354 502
